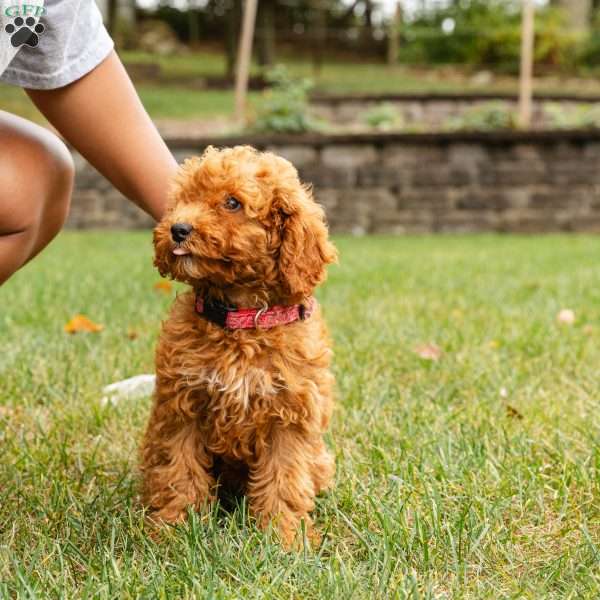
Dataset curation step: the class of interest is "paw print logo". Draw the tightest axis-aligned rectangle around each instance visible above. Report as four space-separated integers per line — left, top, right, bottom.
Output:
5 16 45 48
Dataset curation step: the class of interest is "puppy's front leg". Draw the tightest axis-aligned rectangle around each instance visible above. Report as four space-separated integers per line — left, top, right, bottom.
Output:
140 395 215 524
248 425 319 548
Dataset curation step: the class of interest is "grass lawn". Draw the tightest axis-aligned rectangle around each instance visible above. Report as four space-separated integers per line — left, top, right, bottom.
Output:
2 233 600 597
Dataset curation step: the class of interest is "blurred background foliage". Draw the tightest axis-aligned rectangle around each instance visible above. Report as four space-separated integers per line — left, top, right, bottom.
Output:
118 0 600 74
403 1 581 71
6 0 600 130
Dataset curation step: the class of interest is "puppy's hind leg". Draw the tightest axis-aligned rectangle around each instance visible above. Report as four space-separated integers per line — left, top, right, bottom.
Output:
140 400 215 524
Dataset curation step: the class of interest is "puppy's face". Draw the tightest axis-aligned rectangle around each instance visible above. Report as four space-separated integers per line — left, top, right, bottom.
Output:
154 146 337 300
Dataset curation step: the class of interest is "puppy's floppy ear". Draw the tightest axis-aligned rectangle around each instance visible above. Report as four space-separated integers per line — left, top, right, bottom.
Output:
276 183 337 298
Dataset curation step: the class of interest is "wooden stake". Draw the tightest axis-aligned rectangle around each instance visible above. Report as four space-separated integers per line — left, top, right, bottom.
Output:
387 1 402 66
234 0 258 124
518 0 535 128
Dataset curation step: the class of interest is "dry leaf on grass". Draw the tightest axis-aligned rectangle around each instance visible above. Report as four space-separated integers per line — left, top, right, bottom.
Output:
64 315 103 334
154 280 173 294
126 329 139 340
506 405 523 419
413 342 442 361
556 308 575 325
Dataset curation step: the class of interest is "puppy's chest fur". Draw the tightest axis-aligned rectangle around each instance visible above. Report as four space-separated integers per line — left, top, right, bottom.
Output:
192 358 285 459
156 293 330 462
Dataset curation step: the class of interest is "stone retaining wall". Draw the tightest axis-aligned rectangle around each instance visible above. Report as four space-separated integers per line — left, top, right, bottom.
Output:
68 130 600 234
310 93 600 130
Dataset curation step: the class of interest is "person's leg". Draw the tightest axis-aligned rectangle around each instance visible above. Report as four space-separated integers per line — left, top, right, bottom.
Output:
0 111 74 285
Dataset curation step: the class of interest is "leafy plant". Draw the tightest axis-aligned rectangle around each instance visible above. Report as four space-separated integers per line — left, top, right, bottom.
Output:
401 1 581 72
252 66 318 134
362 103 402 131
544 102 600 129
445 102 516 131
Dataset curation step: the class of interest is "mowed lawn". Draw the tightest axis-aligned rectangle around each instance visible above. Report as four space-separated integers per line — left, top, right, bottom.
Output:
2 233 600 598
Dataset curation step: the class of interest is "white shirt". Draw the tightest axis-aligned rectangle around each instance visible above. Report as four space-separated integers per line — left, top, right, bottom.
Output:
0 0 113 89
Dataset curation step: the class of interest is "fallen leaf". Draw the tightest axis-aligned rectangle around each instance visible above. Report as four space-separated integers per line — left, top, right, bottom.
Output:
414 343 442 361
557 308 575 325
506 405 523 420
64 314 103 334
0 406 16 418
154 280 173 294
126 329 139 340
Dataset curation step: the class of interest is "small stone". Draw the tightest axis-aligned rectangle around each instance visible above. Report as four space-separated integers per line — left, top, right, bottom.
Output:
414 343 442 361
557 309 575 325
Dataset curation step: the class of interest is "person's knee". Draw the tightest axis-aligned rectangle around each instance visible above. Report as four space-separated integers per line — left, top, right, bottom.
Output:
40 137 75 236
0 129 74 236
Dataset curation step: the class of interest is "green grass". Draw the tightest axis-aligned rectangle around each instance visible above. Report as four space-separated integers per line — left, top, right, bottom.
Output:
0 86 43 122
2 233 600 598
135 87 259 121
0 81 252 124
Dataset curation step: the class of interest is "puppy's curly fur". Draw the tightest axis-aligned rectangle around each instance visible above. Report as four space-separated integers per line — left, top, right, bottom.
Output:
140 145 337 547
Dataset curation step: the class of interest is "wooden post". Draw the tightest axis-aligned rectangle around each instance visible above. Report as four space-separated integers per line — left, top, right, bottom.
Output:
387 1 402 66
518 0 535 128
234 0 258 124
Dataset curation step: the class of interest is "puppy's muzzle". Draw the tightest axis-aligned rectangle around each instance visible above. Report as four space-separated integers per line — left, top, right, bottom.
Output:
171 223 193 243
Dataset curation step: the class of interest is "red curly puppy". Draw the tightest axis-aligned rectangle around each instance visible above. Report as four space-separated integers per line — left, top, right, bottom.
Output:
140 145 337 547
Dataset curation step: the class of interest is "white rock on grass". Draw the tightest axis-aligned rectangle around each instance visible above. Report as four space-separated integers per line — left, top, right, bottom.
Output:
101 374 156 407
557 308 576 325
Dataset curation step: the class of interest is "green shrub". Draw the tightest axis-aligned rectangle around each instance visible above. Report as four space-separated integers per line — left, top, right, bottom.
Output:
362 103 402 131
252 66 318 134
577 9 600 66
544 102 600 129
445 102 516 131
401 1 581 72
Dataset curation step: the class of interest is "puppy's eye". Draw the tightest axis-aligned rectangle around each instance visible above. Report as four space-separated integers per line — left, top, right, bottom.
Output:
224 196 242 212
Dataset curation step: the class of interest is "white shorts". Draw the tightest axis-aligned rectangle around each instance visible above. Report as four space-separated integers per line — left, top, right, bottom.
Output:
0 0 114 89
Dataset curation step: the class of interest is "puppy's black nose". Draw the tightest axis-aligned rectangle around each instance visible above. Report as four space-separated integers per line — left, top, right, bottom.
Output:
171 222 193 243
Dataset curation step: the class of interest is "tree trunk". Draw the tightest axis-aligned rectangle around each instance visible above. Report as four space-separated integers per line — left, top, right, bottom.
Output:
311 0 326 79
361 0 374 47
225 0 241 79
188 0 200 46
107 0 118 37
256 0 276 67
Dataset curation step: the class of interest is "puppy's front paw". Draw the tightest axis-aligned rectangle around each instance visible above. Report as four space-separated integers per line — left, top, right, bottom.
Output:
143 488 216 528
147 505 191 526
260 512 320 550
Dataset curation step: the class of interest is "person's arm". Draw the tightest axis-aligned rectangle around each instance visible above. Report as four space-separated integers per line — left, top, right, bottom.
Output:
26 51 177 221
